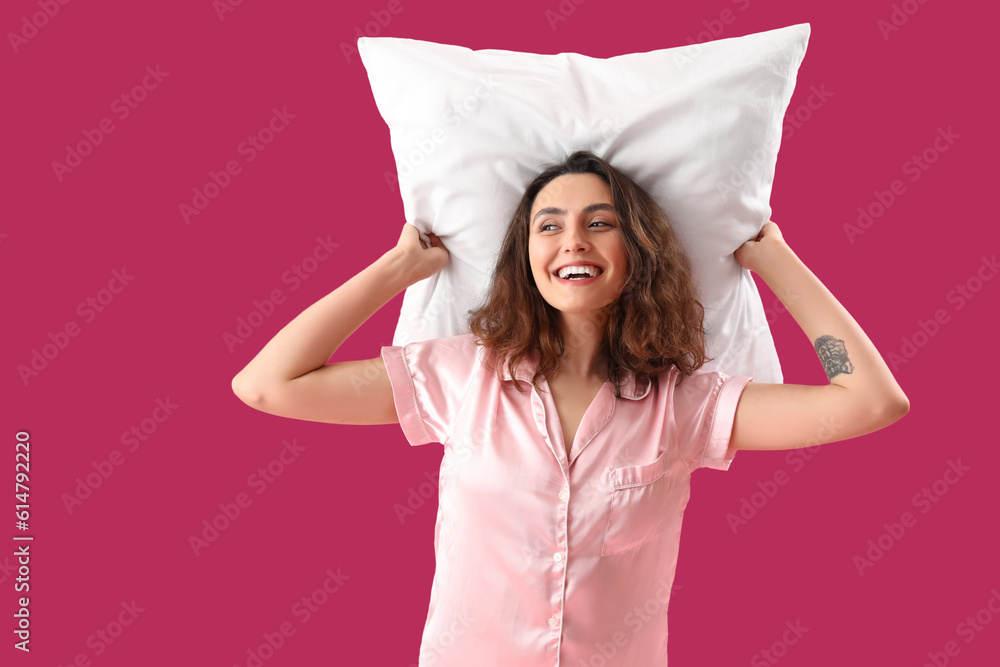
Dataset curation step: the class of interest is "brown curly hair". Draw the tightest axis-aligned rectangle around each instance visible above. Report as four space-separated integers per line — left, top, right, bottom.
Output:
467 150 711 397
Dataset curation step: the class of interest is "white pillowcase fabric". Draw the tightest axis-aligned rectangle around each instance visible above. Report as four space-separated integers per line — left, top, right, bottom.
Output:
359 23 811 383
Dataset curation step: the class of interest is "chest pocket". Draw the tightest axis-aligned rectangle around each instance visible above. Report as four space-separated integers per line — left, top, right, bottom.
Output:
602 451 675 557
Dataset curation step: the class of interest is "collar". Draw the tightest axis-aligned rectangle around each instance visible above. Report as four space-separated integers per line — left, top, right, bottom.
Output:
478 345 653 400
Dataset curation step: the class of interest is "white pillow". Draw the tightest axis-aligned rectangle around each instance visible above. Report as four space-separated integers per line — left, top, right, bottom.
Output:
359 23 811 383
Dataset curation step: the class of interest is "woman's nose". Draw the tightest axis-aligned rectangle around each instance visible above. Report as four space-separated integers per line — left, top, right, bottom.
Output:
563 239 589 252
563 221 590 250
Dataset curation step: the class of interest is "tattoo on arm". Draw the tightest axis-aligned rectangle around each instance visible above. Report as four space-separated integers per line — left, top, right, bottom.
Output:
815 335 854 380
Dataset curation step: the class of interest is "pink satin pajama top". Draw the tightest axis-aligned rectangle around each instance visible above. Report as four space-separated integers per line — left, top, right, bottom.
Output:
381 332 753 666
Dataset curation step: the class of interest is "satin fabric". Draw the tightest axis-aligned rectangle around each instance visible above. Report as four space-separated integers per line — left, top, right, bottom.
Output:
381 333 753 666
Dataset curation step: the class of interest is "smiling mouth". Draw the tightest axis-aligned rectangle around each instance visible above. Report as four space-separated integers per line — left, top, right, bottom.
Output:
553 270 605 285
552 266 605 279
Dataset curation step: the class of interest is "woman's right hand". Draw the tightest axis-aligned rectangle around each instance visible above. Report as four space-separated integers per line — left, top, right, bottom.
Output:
390 222 450 284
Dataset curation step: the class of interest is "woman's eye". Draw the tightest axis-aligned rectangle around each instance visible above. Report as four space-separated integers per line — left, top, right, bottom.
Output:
539 219 612 232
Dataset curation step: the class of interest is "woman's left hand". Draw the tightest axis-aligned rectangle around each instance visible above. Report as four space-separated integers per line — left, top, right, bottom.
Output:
734 220 786 273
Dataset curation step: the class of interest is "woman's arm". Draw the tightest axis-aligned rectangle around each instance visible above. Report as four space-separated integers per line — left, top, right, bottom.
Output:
728 221 909 451
231 223 448 421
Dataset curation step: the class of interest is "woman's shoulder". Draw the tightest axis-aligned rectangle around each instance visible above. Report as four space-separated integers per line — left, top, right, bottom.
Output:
424 332 488 369
666 364 741 399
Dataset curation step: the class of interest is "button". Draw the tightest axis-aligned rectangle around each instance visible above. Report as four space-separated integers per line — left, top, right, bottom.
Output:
549 616 559 628
558 489 568 501
553 552 563 563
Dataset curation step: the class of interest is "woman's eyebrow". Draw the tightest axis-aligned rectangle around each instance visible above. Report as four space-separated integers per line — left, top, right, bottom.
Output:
532 203 615 221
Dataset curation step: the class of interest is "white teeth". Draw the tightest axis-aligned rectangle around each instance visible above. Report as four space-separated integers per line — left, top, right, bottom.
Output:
557 265 600 279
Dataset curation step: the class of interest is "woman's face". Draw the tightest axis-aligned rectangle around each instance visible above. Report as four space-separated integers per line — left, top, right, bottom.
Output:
528 172 628 317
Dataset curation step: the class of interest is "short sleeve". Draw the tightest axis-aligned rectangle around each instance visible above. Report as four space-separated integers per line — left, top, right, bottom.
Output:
673 370 754 472
380 333 482 446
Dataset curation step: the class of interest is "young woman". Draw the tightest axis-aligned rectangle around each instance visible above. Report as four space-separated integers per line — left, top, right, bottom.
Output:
232 151 909 666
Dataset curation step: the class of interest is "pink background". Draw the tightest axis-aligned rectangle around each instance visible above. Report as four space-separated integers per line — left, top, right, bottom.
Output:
4 0 997 665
